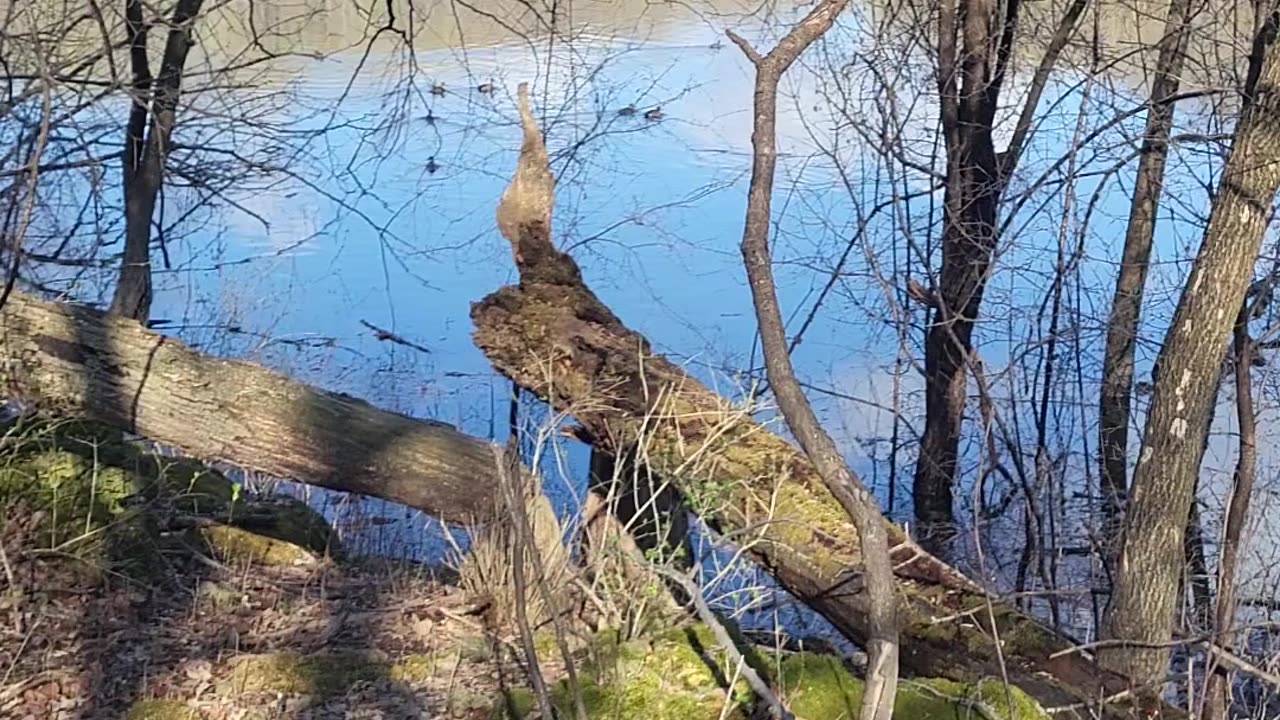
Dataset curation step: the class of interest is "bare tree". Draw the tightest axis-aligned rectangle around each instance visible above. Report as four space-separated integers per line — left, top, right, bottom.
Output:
109 0 205 321
1102 1 1280 688
914 0 1087 548
729 3 899 719
1203 284 1263 719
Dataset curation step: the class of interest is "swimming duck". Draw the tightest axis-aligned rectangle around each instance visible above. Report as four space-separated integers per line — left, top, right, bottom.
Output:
478 81 496 94
617 104 637 117
430 83 446 96
426 156 439 174
644 107 663 121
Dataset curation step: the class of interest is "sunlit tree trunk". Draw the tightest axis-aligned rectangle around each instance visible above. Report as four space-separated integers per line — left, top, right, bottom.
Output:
1097 0 1195 566
730 5 902 717
1101 5 1280 688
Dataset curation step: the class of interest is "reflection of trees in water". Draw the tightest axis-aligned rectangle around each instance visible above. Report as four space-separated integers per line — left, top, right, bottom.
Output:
206 0 761 58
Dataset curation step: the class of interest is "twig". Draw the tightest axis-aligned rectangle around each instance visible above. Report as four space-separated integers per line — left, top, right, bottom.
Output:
0 540 15 593
655 565 793 720
492 442 556 720
359 319 432 354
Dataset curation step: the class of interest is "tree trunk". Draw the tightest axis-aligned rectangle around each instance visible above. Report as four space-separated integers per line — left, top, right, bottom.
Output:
914 177 997 548
1097 0 1195 563
1101 6 1280 688
915 0 1018 547
473 82 1178 720
915 0 1088 548
110 0 204 322
0 288 503 524
586 445 693 568
1203 302 1259 720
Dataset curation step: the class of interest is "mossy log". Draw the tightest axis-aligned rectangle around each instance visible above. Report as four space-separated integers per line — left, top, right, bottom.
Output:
0 290 503 524
471 86 1171 718
498 623 1056 720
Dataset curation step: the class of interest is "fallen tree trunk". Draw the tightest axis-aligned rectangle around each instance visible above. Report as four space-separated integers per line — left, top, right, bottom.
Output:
472 86 1173 717
0 290 501 524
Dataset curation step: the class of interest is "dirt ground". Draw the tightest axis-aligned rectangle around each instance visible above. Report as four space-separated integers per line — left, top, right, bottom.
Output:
0 512 533 720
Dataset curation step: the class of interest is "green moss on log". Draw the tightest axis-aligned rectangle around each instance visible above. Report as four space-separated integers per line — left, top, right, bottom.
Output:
0 416 338 578
199 524 317 566
779 653 1049 719
495 624 1052 720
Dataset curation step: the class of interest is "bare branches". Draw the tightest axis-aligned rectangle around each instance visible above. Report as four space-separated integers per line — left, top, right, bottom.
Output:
110 0 205 322
999 0 1089 178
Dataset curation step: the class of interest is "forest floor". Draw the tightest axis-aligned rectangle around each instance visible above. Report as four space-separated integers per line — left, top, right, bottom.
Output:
0 516 550 720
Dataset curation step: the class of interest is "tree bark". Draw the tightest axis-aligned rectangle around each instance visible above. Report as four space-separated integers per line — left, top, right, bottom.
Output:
0 288 502 524
915 0 1015 547
110 0 204 322
915 0 1085 548
473 83 1178 719
728 6 899 718
1101 5 1280 688
1203 301 1259 720
1097 0 1195 565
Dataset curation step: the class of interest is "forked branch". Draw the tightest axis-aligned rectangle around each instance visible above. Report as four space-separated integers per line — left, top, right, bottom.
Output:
729 3 900 720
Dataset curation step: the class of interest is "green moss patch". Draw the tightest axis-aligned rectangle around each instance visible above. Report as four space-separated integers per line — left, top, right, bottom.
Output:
495 623 1052 720
0 417 339 577
778 652 1051 720
124 699 199 720
224 496 338 558
0 445 164 581
199 524 317 566
496 624 752 719
220 651 441 698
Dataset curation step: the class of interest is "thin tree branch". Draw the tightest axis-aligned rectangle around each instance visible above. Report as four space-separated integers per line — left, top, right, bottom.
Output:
729 3 899 720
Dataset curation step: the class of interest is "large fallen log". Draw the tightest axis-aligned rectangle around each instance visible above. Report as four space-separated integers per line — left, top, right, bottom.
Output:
471 86 1167 717
0 290 501 524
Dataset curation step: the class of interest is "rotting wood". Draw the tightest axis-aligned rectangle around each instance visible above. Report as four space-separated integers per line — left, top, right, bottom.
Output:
0 289 502 524
471 84 1180 718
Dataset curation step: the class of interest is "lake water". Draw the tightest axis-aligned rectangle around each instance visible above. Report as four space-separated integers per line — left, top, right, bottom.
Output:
21 0 1280 641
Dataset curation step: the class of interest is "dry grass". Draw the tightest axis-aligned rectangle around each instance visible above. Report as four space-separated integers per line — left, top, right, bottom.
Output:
449 481 573 630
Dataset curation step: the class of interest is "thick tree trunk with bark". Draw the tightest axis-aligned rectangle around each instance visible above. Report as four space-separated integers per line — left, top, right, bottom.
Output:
0 289 502 523
472 84 1176 719
1102 7 1280 687
111 0 204 322
1097 0 1195 560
